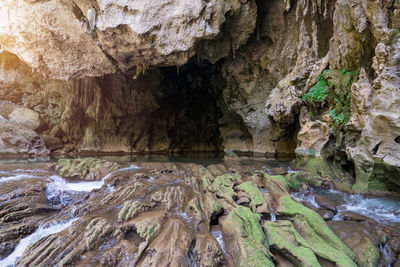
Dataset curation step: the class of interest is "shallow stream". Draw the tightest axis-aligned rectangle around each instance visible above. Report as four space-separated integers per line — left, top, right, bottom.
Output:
1 157 400 266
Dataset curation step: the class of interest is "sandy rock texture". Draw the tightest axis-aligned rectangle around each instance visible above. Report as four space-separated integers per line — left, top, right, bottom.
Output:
0 0 255 80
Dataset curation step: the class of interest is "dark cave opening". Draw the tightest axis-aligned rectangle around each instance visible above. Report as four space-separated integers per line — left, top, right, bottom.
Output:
150 57 226 153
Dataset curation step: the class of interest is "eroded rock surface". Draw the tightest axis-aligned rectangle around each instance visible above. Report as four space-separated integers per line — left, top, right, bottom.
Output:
0 120 49 156
0 0 255 80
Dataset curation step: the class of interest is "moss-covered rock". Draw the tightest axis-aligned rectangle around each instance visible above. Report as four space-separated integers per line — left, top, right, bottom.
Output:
328 221 380 267
279 196 357 267
236 181 265 211
118 200 155 222
295 156 333 178
221 206 274 267
285 171 324 190
210 173 241 204
56 158 120 181
263 220 320 267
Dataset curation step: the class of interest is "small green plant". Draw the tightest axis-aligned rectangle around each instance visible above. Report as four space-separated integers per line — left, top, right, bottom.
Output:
329 109 347 125
303 69 329 102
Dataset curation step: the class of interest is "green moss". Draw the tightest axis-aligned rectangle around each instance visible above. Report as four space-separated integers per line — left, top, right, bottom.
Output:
211 173 241 204
237 181 265 211
325 69 359 132
136 221 160 241
118 200 144 222
279 196 357 267
200 167 215 190
295 156 333 178
255 170 289 190
357 240 380 267
266 174 289 190
303 70 329 102
222 206 274 267
263 220 320 267
302 69 359 135
89 230 100 245
285 171 324 190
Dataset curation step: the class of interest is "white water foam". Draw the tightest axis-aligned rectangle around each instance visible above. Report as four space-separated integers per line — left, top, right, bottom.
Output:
47 175 104 192
286 166 298 174
0 174 40 184
269 212 277 222
0 219 77 267
291 191 320 208
175 211 192 224
46 164 140 194
316 188 400 226
211 229 227 254
102 164 140 181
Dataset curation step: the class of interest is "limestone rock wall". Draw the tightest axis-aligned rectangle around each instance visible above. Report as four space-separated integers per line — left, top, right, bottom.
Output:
0 52 224 154
0 0 399 191
0 0 256 80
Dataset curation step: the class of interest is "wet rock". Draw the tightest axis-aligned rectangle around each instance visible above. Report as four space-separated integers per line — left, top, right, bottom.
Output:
314 194 338 212
221 206 274 267
118 200 156 222
236 196 250 206
285 171 325 190
317 209 335 220
192 233 224 267
0 120 49 156
327 221 380 267
395 256 400 267
3 161 383 267
340 211 378 224
55 158 120 181
0 177 57 259
263 220 320 266
206 164 228 177
85 218 118 250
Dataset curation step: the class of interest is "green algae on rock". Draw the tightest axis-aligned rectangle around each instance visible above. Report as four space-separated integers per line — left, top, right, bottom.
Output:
221 206 274 267
279 196 357 267
236 181 265 211
55 158 120 181
263 220 320 267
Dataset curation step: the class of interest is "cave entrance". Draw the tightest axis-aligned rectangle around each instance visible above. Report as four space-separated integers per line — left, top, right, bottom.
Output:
149 57 226 154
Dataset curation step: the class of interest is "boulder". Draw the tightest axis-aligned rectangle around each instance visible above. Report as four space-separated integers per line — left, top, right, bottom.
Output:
0 120 49 156
8 107 43 131
327 221 380 267
42 135 63 151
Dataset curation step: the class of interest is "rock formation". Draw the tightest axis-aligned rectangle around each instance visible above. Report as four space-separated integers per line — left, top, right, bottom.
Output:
0 0 399 190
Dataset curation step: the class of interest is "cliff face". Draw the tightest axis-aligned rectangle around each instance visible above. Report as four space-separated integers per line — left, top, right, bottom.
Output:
0 0 399 191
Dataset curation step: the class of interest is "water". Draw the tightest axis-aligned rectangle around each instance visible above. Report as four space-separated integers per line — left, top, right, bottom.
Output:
2 156 400 265
0 173 41 183
211 228 227 254
45 164 140 206
175 211 192 224
269 212 276 222
315 188 400 226
291 191 320 208
0 219 77 267
286 166 298 174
